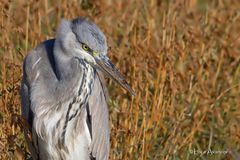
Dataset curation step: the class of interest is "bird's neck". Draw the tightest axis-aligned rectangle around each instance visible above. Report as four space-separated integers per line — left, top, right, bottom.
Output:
53 40 96 97
53 40 76 81
59 58 95 146
52 39 96 101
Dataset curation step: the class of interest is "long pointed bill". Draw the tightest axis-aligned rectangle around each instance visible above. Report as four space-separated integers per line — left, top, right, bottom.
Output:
94 56 135 96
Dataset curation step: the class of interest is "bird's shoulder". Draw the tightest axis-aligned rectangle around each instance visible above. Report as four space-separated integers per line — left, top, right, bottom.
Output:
23 39 56 83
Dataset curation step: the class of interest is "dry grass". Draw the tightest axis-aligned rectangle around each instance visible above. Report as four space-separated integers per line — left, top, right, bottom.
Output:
0 0 240 159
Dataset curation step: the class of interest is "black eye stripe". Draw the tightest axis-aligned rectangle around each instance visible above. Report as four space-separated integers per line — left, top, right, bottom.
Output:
70 23 93 54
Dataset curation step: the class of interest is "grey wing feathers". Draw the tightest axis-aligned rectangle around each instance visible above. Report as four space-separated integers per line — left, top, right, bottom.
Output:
20 77 30 122
88 71 110 160
96 70 109 101
20 51 38 123
20 57 39 160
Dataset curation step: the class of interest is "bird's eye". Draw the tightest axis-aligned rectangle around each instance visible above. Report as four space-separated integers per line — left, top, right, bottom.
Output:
82 44 90 51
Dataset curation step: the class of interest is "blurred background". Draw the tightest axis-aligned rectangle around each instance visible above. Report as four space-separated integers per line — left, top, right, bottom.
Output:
0 0 240 159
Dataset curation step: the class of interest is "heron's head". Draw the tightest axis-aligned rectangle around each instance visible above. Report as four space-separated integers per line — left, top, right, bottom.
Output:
56 18 135 96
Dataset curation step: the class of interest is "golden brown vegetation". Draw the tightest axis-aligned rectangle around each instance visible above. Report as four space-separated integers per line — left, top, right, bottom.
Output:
0 0 240 159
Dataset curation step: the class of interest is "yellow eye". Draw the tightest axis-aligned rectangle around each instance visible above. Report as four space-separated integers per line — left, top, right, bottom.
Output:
82 44 89 51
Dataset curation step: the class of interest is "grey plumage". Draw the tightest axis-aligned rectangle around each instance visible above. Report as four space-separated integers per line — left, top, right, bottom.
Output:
20 18 134 160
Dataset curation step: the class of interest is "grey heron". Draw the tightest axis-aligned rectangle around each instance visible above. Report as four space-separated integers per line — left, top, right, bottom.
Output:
20 17 135 160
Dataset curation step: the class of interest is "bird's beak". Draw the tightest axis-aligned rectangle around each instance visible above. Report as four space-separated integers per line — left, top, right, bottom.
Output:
94 55 135 96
